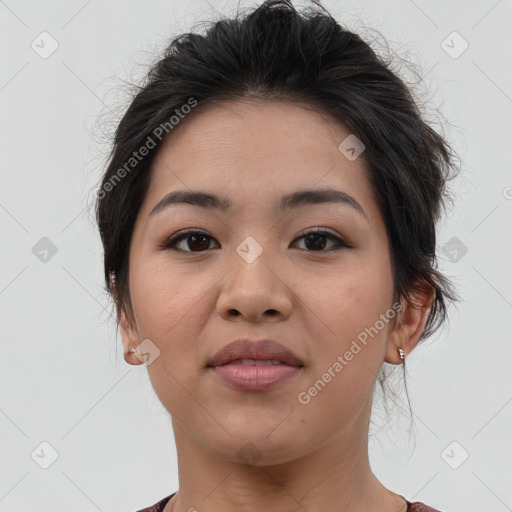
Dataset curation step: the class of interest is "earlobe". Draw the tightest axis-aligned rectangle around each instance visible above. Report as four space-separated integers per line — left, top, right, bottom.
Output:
385 284 434 365
119 308 143 366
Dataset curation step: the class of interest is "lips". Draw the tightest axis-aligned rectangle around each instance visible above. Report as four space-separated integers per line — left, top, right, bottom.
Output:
207 338 304 391
206 339 304 368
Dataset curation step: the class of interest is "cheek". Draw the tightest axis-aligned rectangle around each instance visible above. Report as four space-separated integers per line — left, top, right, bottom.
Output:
131 256 201 322
305 257 394 389
316 263 393 335
129 262 215 415
296 276 392 430
129 260 213 366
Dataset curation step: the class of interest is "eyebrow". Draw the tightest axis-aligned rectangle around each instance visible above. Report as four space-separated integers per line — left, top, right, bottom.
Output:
148 188 367 219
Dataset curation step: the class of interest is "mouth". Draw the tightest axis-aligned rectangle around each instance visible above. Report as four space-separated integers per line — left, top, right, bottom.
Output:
221 359 292 366
207 339 304 391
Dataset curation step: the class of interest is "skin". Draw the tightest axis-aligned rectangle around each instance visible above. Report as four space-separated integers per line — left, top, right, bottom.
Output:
119 99 434 512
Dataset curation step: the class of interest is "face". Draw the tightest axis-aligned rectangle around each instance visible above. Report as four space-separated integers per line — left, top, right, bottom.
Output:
121 99 402 465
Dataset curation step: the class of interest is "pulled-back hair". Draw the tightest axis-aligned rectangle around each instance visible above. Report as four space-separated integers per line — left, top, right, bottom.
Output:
95 0 460 364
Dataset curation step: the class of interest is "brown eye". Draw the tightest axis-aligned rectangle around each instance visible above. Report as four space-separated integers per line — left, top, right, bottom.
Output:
292 228 350 252
160 231 220 252
160 228 350 253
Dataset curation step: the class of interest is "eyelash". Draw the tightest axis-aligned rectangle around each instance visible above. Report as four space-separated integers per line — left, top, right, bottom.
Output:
158 227 352 253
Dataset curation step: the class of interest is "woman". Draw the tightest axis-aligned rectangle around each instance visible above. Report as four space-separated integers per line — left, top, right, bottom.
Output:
95 1 460 510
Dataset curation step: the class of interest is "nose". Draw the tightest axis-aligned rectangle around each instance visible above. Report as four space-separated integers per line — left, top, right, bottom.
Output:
216 244 293 323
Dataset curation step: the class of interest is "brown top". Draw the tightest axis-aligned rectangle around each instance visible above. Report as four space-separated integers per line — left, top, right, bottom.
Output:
134 492 443 512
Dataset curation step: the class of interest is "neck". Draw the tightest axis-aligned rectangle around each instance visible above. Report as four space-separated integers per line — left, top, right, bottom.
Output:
165 408 407 512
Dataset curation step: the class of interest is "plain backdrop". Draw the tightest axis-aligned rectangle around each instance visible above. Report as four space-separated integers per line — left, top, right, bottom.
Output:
1 0 511 511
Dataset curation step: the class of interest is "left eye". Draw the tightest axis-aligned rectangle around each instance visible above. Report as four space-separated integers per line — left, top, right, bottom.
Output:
292 229 349 252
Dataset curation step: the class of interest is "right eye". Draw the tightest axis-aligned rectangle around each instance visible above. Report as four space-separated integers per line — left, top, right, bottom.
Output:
159 230 220 252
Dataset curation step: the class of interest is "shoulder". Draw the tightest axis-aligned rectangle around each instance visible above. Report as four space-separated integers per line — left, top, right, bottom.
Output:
133 492 176 512
406 500 444 512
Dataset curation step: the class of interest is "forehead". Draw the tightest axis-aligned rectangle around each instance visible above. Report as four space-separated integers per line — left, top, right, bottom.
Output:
142 98 379 223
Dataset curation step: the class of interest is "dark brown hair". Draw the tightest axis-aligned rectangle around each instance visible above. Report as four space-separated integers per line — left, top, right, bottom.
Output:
94 0 460 370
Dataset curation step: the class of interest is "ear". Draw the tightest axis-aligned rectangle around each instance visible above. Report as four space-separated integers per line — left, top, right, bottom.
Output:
385 281 435 364
119 306 143 366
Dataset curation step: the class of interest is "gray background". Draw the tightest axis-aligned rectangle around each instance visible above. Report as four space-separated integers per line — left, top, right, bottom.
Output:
1 0 511 510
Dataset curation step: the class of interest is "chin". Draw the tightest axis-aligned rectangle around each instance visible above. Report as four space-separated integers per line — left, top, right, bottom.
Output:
206 427 308 468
